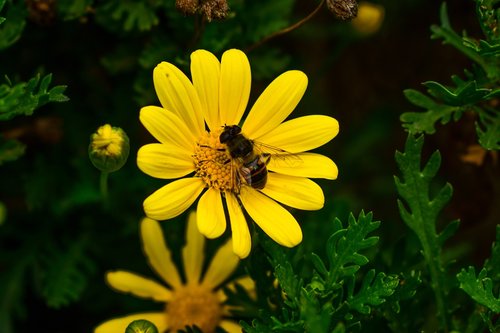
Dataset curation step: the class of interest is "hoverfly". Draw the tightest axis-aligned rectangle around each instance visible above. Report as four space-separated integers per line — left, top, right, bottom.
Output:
220 125 299 192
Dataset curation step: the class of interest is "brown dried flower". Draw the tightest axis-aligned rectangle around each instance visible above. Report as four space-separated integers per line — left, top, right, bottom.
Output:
327 0 358 21
176 0 199 15
200 0 229 21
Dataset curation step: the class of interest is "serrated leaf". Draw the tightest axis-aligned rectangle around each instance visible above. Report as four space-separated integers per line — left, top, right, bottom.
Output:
400 104 462 135
457 267 500 313
312 211 380 288
475 108 500 150
394 135 456 240
347 270 399 315
0 74 69 121
424 80 491 106
394 134 455 329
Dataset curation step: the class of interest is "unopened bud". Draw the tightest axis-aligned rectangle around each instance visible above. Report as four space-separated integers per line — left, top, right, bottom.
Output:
125 319 158 333
200 0 229 21
176 0 199 15
88 124 130 173
327 0 358 21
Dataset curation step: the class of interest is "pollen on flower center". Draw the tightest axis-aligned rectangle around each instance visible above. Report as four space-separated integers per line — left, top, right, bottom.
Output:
166 285 223 333
193 128 236 192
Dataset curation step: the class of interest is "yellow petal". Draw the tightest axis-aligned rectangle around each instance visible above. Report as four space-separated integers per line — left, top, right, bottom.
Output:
268 152 338 179
219 49 251 126
191 49 221 131
183 211 205 285
106 271 171 302
94 312 167 333
225 192 251 258
141 218 182 288
143 178 205 220
139 106 196 152
219 320 243 333
137 143 195 179
202 239 240 289
197 187 226 238
257 115 339 153
260 173 324 210
153 62 204 137
225 276 256 301
242 70 307 139
239 187 302 247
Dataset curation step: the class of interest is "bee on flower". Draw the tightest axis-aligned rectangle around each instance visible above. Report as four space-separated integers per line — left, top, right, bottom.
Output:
137 49 339 258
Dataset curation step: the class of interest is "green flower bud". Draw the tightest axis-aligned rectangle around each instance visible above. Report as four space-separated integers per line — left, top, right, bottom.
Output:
88 124 130 173
125 319 159 333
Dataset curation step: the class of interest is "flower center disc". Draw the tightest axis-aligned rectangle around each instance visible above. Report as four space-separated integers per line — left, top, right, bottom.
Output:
193 129 236 192
166 285 223 333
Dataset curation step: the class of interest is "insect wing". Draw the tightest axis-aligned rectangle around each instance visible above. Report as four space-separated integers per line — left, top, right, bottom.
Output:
252 140 302 168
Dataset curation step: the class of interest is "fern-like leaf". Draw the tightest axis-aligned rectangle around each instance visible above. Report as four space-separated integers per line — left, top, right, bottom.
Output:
457 267 500 313
311 211 380 289
40 238 95 308
394 134 456 330
476 108 500 150
0 74 69 121
346 270 399 315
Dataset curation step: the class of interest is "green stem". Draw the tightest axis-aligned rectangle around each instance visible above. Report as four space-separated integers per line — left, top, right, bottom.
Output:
100 171 109 207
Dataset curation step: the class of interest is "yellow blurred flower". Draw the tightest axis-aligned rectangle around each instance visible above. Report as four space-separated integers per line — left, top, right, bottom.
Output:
94 212 252 333
351 1 385 35
137 49 339 258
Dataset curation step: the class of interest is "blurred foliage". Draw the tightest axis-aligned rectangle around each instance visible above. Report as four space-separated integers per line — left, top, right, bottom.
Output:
401 2 500 150
0 0 498 333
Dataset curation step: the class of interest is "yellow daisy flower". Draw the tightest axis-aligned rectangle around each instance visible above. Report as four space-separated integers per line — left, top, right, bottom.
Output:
137 49 339 258
94 212 251 333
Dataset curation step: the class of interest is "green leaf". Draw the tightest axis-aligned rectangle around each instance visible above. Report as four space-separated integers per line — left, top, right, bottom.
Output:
0 74 69 121
475 108 500 150
401 89 463 134
300 289 333 333
312 211 380 288
424 80 491 106
0 1 26 50
347 270 399 315
40 238 95 308
457 267 500 313
0 137 25 165
485 226 500 281
476 0 500 42
394 134 456 330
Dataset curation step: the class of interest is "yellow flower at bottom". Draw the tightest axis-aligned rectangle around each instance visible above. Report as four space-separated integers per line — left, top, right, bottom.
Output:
137 49 339 258
94 212 251 333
